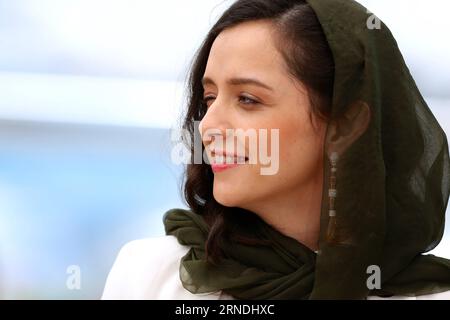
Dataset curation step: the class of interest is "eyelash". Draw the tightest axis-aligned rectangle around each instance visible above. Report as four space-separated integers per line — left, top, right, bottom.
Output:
202 95 259 108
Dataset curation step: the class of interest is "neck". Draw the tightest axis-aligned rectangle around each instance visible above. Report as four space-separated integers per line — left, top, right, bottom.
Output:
247 172 323 252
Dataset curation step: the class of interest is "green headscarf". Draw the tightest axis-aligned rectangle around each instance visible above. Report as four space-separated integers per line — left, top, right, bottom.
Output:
164 0 450 299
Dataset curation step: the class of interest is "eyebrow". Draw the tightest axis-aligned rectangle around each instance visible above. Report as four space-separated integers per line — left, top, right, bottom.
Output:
201 76 274 92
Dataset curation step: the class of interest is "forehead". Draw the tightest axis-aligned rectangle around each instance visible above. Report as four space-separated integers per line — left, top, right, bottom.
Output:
204 20 285 80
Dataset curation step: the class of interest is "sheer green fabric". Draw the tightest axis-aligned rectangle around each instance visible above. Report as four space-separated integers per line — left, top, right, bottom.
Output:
164 0 450 299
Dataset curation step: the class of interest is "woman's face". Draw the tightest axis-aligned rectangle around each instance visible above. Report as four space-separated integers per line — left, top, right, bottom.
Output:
199 20 327 211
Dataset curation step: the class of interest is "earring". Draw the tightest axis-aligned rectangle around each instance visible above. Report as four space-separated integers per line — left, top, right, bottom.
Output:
326 151 338 243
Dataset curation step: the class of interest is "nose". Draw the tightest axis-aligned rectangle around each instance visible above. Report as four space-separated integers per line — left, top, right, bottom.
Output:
198 97 232 147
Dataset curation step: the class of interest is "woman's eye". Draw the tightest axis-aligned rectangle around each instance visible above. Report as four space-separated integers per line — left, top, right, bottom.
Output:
202 96 215 108
202 95 259 108
238 95 258 105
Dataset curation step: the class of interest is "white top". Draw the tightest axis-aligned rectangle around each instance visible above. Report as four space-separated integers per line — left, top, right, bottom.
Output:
101 235 450 300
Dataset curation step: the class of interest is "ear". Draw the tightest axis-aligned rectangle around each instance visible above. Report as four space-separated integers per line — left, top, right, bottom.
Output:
327 100 371 157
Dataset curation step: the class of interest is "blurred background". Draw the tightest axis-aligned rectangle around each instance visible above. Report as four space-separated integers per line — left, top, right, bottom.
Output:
0 0 449 299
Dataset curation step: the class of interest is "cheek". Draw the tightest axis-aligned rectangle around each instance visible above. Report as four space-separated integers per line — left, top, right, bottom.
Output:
276 115 324 180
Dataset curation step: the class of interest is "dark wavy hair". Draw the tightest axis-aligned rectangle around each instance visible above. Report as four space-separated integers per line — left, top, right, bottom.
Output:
180 0 335 264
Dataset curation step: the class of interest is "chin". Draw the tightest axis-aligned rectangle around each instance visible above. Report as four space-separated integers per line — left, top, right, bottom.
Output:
213 188 243 208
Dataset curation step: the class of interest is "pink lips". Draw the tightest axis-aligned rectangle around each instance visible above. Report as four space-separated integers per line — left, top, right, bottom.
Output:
211 163 240 173
209 149 248 173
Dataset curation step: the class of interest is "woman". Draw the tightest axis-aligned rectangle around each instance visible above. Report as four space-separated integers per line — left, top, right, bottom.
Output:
102 0 450 299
